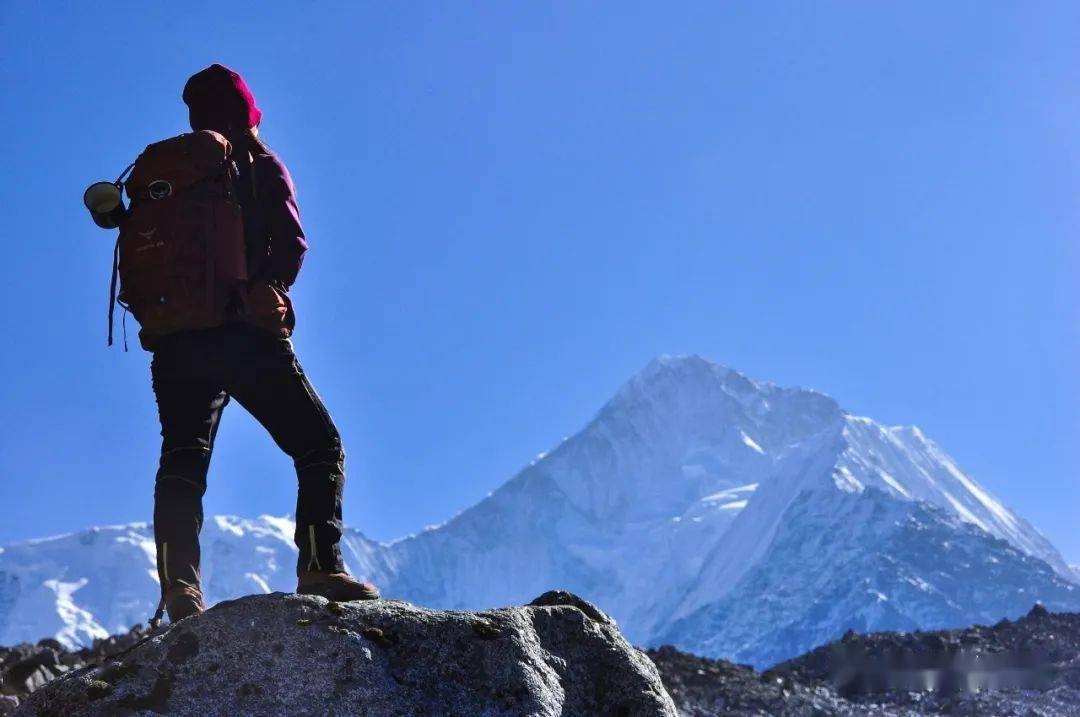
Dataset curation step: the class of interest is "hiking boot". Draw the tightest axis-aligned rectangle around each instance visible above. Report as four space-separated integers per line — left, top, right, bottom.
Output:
164 582 205 622
296 571 381 601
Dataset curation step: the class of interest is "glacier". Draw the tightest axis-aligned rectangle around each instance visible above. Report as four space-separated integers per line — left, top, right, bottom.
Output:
1 355 1077 667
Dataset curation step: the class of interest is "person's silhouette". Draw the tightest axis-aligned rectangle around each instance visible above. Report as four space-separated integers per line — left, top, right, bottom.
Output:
148 63 379 623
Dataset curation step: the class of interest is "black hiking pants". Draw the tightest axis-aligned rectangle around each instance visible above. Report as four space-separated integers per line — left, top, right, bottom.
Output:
150 323 346 594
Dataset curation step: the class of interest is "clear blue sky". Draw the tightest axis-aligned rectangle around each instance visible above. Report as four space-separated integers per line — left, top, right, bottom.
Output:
1 2 1077 562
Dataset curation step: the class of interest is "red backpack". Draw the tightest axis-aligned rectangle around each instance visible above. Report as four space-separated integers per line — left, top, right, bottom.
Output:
108 130 248 350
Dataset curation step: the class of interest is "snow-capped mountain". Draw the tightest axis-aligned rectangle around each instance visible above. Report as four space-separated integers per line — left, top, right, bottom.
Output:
662 486 1080 666
2 356 1077 668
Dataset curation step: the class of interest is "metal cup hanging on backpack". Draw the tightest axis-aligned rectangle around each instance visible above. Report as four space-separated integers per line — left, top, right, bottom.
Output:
83 162 134 229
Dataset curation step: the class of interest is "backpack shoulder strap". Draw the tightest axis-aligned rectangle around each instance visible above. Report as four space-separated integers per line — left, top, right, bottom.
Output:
248 149 258 202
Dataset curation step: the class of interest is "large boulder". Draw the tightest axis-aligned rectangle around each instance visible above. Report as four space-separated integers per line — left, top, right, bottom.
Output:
14 592 675 716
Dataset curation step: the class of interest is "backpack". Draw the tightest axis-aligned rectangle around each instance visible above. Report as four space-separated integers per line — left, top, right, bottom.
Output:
108 130 248 350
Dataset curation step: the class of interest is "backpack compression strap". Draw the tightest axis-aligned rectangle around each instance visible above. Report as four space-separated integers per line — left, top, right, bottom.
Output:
106 161 136 349
107 237 119 347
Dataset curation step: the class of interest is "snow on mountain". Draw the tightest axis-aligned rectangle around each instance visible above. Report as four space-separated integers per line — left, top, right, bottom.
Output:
0 518 279 648
0 523 156 648
662 486 1080 667
837 417 1072 576
375 356 803 642
2 355 1076 668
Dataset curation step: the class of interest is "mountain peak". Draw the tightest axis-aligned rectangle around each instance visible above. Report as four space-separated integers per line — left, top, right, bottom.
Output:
610 357 843 424
606 356 766 417
641 353 732 375
633 354 750 388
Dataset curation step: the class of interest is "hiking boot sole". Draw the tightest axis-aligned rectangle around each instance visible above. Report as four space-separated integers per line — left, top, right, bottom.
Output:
296 584 381 601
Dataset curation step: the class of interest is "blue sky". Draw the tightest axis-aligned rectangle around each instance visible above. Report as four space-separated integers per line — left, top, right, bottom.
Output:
1 2 1077 562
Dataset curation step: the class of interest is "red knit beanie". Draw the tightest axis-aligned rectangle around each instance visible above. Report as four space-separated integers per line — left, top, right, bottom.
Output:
182 63 263 132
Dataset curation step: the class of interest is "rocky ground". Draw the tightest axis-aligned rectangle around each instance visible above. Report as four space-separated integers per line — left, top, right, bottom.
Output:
1 623 150 714
4 601 1078 716
5 590 674 716
650 604 1080 716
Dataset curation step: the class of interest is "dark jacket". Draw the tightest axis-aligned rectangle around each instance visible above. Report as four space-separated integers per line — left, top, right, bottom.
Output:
232 149 307 333
236 150 308 289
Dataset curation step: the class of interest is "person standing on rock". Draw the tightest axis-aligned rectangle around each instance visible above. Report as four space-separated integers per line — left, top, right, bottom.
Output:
144 64 380 623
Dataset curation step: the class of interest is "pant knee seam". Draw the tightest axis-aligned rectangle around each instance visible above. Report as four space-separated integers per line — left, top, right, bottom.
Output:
296 461 344 472
160 446 211 458
155 473 206 491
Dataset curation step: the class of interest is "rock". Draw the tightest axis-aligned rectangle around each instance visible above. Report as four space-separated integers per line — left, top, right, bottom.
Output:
2 656 56 696
0 696 18 716
14 592 675 717
528 590 614 625
16 667 52 695
1029 602 1051 619
921 633 947 652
